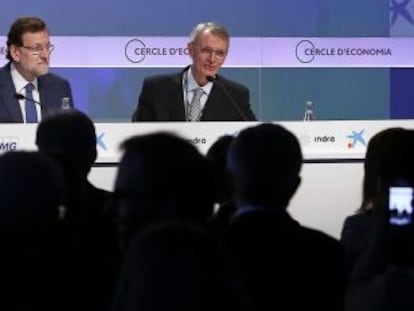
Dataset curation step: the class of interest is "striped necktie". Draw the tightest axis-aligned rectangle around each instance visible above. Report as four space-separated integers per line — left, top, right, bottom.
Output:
188 87 204 121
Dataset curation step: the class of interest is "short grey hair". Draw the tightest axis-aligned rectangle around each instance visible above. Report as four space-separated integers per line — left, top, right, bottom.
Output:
189 22 229 44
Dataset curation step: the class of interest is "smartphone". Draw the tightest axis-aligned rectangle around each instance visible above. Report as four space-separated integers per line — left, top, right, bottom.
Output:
389 186 414 226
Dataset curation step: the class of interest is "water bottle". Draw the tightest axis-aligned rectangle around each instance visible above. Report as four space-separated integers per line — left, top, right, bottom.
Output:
303 100 315 121
61 97 71 110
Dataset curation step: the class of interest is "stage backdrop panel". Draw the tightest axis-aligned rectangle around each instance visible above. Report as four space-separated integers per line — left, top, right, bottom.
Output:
1 1 412 121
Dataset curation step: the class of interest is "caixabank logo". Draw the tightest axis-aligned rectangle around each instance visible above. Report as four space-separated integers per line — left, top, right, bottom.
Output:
346 129 366 149
96 132 107 151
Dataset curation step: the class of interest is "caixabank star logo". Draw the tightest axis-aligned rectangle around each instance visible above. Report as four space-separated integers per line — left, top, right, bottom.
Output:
346 129 366 148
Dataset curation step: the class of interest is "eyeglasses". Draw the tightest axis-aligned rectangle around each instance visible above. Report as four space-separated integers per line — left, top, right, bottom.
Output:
20 44 54 54
198 46 227 60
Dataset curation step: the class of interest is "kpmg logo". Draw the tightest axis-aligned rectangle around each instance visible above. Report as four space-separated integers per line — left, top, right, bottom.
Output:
0 137 18 151
125 38 188 64
346 129 366 149
295 40 392 64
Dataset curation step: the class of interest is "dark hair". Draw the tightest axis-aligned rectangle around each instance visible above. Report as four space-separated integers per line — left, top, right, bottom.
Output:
36 110 96 155
358 127 406 213
206 135 234 204
7 16 48 61
227 123 302 207
377 129 414 189
35 109 97 175
114 132 215 246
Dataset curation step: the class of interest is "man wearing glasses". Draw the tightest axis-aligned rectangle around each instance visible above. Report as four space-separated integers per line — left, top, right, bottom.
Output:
132 22 256 121
0 16 73 123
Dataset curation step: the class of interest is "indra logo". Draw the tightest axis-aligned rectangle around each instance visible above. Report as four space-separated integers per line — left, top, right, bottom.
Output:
346 129 366 149
314 135 335 143
0 137 18 151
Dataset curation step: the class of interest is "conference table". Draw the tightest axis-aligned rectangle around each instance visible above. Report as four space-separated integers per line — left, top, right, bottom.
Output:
1 120 414 163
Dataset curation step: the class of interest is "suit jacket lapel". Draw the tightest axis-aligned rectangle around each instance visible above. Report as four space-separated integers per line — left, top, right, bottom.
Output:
37 75 50 115
201 77 228 121
167 72 186 120
0 64 24 122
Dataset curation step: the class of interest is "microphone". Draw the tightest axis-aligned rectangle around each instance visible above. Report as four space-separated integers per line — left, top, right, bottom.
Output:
14 93 42 106
206 76 249 121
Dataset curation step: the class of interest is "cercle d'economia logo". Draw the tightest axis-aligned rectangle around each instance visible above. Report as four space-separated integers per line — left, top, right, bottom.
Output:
295 39 392 64
124 38 189 64
295 40 317 63
125 39 147 63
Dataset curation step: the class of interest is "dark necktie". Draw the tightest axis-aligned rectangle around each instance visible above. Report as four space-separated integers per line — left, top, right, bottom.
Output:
25 83 37 123
188 87 204 121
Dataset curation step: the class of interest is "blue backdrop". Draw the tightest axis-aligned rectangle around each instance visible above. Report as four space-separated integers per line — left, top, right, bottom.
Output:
1 0 412 121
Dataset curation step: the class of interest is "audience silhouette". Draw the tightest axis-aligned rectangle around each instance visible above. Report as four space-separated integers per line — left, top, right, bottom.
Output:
35 109 119 311
205 135 237 231
112 221 253 311
223 123 345 311
344 128 414 311
114 132 215 251
5 116 413 311
206 134 234 207
36 109 111 224
341 127 405 278
0 151 66 310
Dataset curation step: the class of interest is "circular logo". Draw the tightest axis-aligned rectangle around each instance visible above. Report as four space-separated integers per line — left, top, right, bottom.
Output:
295 40 315 63
125 39 146 63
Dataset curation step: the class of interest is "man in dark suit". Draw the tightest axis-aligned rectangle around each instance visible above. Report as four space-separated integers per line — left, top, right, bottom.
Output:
132 22 256 121
223 124 345 311
0 16 73 123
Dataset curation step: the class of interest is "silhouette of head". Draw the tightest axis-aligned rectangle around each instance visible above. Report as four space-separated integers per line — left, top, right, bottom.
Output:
206 135 234 204
35 109 97 177
114 132 215 245
377 129 414 190
359 127 406 213
227 123 302 208
112 221 252 311
0 151 64 234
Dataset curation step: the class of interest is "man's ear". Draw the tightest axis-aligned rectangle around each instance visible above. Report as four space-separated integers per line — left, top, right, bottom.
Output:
187 42 195 59
9 45 21 62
